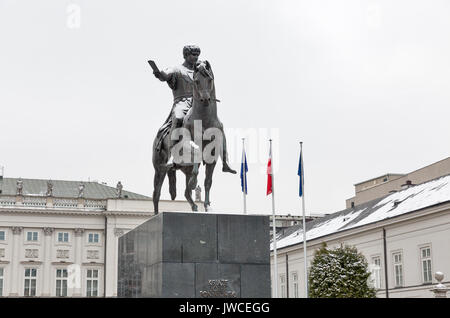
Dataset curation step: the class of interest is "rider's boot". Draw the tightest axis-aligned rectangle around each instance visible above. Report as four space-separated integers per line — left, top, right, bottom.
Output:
166 118 183 169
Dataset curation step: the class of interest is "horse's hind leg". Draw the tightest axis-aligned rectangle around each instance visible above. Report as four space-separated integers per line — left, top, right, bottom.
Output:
204 162 216 211
188 163 199 190
167 169 177 200
183 168 198 211
153 169 167 215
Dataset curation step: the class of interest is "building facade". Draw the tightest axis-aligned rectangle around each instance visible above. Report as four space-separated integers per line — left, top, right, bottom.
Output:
0 178 192 297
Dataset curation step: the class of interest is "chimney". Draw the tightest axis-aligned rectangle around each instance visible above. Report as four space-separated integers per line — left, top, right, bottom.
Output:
401 180 414 190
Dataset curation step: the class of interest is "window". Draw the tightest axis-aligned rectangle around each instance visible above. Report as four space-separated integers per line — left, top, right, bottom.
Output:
420 247 432 284
86 269 99 297
56 269 68 297
290 271 299 298
0 268 4 296
0 231 5 241
24 268 37 296
26 232 38 242
393 252 403 287
371 256 382 289
88 233 99 244
279 274 286 298
57 232 69 243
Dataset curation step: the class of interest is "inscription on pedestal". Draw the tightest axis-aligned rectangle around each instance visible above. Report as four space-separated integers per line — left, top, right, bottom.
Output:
199 279 236 298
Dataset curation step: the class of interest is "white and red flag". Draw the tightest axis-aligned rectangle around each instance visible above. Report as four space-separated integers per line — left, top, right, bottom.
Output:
266 142 273 195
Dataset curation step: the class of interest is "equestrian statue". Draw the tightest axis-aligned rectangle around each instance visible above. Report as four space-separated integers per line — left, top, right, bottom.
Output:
150 45 236 214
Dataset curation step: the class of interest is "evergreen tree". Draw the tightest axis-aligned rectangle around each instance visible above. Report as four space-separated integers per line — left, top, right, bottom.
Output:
308 243 377 298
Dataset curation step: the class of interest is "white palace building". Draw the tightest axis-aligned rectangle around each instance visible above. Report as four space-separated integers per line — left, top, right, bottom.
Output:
0 177 192 297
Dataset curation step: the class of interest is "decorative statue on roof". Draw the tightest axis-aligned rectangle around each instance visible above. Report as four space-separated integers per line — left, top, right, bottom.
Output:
150 45 236 214
46 180 53 197
78 183 85 198
116 181 123 198
16 179 23 196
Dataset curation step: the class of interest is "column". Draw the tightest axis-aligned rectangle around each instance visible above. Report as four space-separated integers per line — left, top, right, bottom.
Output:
104 220 116 297
108 228 124 297
73 228 84 296
42 227 54 296
9 226 23 296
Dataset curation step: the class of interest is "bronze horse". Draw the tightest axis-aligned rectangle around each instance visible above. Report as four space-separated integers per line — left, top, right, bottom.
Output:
152 60 228 213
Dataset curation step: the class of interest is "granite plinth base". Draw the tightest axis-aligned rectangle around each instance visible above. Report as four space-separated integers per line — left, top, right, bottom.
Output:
117 212 270 298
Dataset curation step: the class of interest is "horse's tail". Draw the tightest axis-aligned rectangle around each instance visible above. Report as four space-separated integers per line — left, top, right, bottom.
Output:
153 123 176 201
168 169 177 200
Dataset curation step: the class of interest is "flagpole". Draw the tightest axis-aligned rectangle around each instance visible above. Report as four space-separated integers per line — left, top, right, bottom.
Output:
242 138 247 214
270 139 278 298
300 141 308 298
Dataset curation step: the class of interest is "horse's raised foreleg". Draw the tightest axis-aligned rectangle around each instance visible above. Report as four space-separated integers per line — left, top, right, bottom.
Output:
204 162 216 211
152 169 167 215
183 168 198 212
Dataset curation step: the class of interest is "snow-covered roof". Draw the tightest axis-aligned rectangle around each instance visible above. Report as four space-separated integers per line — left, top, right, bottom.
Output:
272 174 450 251
0 178 150 200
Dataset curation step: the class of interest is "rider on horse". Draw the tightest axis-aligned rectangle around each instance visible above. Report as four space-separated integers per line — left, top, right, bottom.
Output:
153 45 236 174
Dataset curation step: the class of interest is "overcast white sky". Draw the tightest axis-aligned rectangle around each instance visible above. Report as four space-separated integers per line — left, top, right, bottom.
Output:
1 0 449 216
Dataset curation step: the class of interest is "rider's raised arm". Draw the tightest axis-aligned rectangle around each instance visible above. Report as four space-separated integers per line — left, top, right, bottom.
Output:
155 67 175 82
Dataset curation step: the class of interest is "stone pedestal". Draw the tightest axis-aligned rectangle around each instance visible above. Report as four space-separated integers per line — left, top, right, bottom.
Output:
117 212 270 298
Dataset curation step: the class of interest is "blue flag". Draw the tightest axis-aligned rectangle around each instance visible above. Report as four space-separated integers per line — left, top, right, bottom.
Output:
240 150 248 194
298 149 303 197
